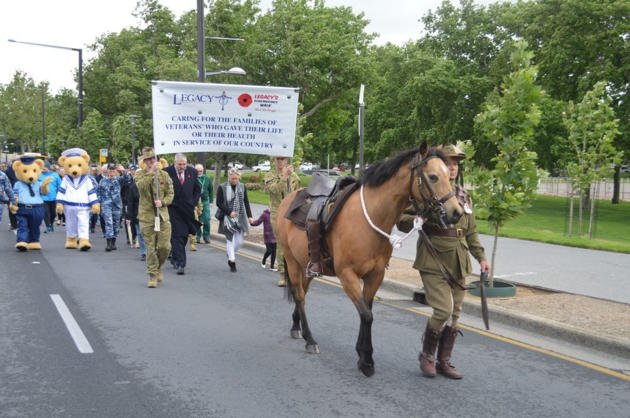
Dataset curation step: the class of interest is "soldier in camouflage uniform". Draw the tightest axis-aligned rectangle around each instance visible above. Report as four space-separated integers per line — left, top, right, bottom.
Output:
98 163 131 251
398 144 491 380
0 168 16 223
264 156 301 286
136 147 174 288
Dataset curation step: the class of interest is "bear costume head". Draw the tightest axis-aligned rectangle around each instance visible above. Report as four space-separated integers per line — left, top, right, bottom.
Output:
58 148 91 178
13 154 45 184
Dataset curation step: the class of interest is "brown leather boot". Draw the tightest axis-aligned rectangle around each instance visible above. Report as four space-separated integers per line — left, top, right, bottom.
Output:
419 322 441 377
306 220 323 278
436 325 463 379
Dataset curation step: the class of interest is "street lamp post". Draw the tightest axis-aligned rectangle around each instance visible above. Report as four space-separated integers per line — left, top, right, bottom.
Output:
129 115 139 164
8 38 83 127
196 0 245 171
358 84 365 172
205 67 246 77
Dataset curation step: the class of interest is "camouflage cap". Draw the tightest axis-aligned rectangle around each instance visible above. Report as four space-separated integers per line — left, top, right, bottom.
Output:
139 147 156 161
440 144 467 161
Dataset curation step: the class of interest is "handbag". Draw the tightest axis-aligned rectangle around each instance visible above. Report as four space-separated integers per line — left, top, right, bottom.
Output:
214 207 224 221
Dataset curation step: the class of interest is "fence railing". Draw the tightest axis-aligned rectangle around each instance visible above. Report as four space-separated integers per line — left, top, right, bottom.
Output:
537 177 630 201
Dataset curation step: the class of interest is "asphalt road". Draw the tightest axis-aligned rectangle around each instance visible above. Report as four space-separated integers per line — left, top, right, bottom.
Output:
1 227 629 417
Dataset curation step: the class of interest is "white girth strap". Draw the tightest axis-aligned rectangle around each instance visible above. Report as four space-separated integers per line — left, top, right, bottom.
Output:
359 184 423 249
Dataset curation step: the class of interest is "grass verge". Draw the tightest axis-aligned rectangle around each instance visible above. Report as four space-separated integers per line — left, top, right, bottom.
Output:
475 195 630 253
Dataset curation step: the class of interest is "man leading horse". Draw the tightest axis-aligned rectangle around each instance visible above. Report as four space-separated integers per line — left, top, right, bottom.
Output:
398 143 491 380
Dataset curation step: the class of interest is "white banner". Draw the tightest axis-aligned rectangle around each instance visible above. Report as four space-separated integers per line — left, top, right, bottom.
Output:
151 80 299 157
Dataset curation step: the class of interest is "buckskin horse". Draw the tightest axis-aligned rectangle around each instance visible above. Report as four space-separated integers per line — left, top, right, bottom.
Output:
275 141 464 376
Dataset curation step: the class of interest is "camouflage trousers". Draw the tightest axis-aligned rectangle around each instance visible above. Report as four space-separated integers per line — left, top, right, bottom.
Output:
270 207 284 273
141 221 172 277
196 201 211 241
102 204 122 239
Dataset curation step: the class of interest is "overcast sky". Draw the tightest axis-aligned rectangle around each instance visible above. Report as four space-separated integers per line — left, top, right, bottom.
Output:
0 0 496 94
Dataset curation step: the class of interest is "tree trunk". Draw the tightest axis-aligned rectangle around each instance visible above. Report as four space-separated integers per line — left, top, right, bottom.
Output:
568 195 574 236
578 192 584 235
588 191 596 239
489 223 499 287
612 165 620 204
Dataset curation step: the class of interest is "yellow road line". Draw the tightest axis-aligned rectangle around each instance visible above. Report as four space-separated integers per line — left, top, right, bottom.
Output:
209 242 630 381
377 299 630 382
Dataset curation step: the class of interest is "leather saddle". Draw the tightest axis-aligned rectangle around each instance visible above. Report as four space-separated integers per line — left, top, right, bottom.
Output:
285 172 359 232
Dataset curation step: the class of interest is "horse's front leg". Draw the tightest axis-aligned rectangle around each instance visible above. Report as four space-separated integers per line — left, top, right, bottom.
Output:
339 269 375 377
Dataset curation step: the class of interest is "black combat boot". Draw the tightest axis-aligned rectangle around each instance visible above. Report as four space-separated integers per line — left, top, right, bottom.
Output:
436 325 463 379
419 322 441 377
105 238 112 252
306 220 323 278
111 238 117 250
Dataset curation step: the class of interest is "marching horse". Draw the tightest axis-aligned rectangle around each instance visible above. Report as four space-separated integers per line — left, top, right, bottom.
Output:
275 141 464 376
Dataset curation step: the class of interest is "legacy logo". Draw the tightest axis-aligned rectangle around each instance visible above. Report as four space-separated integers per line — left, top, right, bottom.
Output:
173 94 213 105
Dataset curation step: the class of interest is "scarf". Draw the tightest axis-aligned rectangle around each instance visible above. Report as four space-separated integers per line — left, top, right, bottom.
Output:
224 182 244 234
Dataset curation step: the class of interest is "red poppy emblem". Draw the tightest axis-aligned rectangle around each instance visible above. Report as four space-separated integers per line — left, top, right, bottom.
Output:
187 173 191 179
238 93 253 107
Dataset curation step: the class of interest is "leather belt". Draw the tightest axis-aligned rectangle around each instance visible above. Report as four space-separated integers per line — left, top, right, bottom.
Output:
424 225 466 237
18 203 44 208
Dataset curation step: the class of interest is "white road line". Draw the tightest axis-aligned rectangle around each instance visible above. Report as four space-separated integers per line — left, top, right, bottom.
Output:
50 294 94 354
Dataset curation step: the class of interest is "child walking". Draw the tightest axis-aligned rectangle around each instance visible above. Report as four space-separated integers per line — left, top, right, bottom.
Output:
250 208 277 271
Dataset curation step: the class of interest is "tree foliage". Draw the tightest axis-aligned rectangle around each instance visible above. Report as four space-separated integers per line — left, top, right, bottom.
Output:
471 41 543 283
1 0 627 193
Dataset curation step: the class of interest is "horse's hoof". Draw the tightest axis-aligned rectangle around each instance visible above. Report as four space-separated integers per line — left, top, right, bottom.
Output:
305 344 320 354
358 361 375 377
290 329 302 339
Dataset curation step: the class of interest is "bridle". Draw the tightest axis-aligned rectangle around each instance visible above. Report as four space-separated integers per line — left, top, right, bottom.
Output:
408 153 455 228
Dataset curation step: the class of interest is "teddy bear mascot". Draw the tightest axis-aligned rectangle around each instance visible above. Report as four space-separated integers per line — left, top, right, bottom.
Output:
56 148 100 251
9 153 54 251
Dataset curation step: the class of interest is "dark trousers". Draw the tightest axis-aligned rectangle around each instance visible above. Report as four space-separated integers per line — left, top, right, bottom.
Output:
16 206 44 243
9 210 17 229
43 201 56 227
170 234 188 268
90 213 99 231
263 243 277 268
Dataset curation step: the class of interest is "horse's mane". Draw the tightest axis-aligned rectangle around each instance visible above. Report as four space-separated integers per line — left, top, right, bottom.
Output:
360 147 447 187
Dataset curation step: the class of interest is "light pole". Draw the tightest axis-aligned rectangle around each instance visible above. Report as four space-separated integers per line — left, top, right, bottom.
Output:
129 115 139 164
205 67 246 77
0 83 46 154
8 38 83 127
196 0 245 173
358 84 365 172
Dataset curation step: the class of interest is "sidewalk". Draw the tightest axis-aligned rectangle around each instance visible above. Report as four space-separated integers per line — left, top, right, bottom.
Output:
213 217 630 364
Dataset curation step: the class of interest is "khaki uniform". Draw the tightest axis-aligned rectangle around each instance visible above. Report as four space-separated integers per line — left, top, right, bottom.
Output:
264 169 301 273
135 169 174 278
398 185 486 329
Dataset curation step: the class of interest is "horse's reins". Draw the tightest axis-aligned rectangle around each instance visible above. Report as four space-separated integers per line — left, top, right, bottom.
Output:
360 150 487 325
407 153 468 290
409 154 455 228
358 152 456 251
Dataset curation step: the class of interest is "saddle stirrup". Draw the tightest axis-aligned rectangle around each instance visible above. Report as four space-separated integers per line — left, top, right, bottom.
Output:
306 220 323 277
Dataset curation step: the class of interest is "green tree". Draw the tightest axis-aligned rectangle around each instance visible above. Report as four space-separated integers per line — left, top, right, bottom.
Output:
502 0 630 202
0 72 50 153
562 81 621 238
471 41 543 285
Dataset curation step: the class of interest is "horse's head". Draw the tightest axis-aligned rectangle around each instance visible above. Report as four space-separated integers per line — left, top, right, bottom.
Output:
410 141 464 227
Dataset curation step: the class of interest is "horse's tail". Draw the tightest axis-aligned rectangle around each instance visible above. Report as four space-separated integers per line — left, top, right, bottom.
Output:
284 259 294 303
